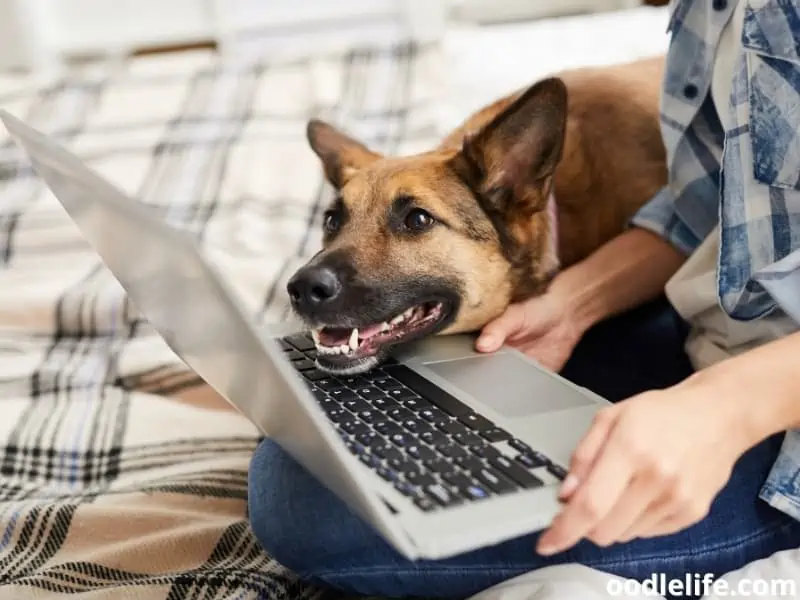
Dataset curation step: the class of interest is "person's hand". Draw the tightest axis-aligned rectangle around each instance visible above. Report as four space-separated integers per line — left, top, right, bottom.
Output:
535 374 756 555
475 289 586 371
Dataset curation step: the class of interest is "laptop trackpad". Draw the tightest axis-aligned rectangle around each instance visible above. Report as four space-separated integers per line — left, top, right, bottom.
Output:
424 353 593 418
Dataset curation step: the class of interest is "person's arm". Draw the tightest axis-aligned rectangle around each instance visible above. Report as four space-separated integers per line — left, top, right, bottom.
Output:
550 226 686 334
697 329 800 441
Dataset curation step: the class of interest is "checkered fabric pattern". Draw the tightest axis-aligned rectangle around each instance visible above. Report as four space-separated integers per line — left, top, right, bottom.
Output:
0 42 442 599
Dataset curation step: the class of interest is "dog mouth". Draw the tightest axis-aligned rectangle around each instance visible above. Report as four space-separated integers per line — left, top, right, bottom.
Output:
310 300 450 372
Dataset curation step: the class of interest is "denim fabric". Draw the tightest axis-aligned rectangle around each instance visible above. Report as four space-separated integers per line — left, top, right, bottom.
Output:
248 299 800 599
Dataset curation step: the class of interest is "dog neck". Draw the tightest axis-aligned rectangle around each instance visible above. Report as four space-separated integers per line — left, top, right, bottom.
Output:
542 190 560 278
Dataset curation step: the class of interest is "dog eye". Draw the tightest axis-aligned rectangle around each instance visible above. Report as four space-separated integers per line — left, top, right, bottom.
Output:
404 208 435 232
322 211 341 234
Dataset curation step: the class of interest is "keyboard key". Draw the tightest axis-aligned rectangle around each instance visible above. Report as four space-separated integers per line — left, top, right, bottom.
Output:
547 463 568 480
439 444 468 459
386 388 418 401
327 408 349 423
389 458 421 475
356 431 383 447
455 456 486 474
292 358 317 371
374 421 404 436
359 453 380 468
389 433 410 447
402 397 433 411
489 456 544 489
303 369 328 382
286 349 305 361
476 467 517 494
442 472 473 490
452 432 484 447
373 377 402 390
509 439 533 454
342 421 371 436
285 334 315 351
377 466 400 482
436 419 470 436
388 408 415 423
470 443 503 461
357 410 380 424
465 485 490 501
405 471 436 487
371 397 401 412
407 445 437 462
403 419 434 435
304 349 318 359
344 398 371 413
312 389 328 401
278 339 293 351
315 378 343 391
357 386 386 401
419 430 450 447
458 413 495 431
481 428 513 443
383 365 472 416
374 444 403 462
395 481 419 497
424 459 458 475
425 484 462 507
330 388 358 401
414 496 437 512
517 453 548 469
339 376 368 388
419 408 448 424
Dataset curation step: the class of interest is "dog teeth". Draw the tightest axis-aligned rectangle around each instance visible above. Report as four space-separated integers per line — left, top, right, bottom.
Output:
380 322 391 332
403 307 414 319
349 328 359 351
311 329 321 345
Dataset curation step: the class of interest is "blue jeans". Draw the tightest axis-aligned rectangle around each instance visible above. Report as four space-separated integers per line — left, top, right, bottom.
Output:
248 298 800 598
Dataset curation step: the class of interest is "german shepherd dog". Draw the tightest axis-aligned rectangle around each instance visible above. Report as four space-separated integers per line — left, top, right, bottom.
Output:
287 57 666 375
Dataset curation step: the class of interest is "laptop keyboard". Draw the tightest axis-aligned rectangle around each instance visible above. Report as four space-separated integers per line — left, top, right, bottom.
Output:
280 333 568 513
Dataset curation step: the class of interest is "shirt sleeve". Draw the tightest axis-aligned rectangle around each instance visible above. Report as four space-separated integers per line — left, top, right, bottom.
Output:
630 185 700 256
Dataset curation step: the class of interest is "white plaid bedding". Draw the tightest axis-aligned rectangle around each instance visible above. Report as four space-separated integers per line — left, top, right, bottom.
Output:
0 42 442 599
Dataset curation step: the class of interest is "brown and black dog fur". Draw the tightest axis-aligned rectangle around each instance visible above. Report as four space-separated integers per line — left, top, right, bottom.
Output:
288 56 666 373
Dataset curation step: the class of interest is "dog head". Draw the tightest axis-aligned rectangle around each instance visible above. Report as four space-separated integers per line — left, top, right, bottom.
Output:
287 78 567 374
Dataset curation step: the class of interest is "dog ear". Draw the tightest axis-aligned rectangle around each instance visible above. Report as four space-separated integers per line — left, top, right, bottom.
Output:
451 78 567 215
306 119 383 189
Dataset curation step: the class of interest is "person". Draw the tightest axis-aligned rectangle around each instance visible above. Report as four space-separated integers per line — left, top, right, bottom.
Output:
248 1 800 597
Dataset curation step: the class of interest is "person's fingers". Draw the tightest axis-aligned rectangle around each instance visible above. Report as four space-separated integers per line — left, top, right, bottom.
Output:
617 495 674 542
559 407 620 500
585 475 659 546
536 436 633 555
475 304 530 352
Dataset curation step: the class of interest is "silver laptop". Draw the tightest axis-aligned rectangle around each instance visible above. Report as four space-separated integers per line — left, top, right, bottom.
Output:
1 109 609 560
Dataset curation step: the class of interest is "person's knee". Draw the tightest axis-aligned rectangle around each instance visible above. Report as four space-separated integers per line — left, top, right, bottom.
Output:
247 439 325 579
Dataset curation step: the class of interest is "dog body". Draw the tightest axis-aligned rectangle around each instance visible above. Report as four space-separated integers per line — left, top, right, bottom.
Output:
288 57 667 374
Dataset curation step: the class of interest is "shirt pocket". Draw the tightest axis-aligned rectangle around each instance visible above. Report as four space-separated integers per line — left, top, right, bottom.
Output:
742 0 800 190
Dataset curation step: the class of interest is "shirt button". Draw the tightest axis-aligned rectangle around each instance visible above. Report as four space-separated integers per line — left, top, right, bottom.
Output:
712 0 727 10
683 83 699 99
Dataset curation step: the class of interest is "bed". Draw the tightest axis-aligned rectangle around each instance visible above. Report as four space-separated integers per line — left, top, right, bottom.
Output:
0 6 733 599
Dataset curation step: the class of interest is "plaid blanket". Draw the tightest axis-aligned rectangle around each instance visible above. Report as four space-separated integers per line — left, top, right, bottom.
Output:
0 42 442 599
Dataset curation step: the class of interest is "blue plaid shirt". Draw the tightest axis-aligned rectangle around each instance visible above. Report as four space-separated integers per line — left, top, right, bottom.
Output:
631 0 800 521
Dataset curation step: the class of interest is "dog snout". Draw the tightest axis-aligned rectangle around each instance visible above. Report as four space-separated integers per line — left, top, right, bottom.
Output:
287 265 343 313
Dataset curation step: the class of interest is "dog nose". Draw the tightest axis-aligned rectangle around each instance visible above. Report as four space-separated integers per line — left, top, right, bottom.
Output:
287 266 343 311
